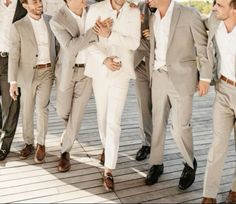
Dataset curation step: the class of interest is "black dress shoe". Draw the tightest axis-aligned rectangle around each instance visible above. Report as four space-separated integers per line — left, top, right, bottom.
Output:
0 149 9 161
178 158 197 190
136 146 150 161
145 164 164 185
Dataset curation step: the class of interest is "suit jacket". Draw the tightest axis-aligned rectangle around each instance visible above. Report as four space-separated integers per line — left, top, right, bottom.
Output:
84 0 141 80
12 0 27 23
50 5 98 91
149 3 212 96
8 15 57 87
207 13 236 84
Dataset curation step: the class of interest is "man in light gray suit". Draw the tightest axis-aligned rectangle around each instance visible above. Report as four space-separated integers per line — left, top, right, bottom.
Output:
9 0 57 163
131 0 153 161
145 0 212 190
50 0 112 172
202 0 236 203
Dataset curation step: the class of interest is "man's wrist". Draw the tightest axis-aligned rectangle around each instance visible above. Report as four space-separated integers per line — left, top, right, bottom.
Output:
10 81 17 85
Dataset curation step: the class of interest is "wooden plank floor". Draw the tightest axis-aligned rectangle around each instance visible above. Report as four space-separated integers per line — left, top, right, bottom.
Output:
0 81 235 203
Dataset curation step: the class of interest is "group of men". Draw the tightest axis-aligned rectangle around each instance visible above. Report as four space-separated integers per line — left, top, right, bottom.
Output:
0 0 235 202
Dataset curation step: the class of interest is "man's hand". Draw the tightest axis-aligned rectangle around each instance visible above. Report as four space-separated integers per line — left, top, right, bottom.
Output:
103 56 122 71
92 17 113 38
142 29 150 39
10 83 19 101
198 80 210 96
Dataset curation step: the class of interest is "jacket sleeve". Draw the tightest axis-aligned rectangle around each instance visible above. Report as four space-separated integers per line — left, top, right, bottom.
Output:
190 9 212 80
50 16 98 58
8 23 20 83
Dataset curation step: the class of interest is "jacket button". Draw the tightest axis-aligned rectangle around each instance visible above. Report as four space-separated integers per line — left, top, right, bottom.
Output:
36 54 38 57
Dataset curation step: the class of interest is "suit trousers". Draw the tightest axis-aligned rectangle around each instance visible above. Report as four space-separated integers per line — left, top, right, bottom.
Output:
57 68 92 153
21 67 53 145
135 60 152 146
0 56 20 152
203 80 236 198
93 76 129 169
149 70 194 168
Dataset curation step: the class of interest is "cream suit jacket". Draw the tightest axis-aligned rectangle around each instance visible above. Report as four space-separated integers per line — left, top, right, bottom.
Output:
84 0 141 80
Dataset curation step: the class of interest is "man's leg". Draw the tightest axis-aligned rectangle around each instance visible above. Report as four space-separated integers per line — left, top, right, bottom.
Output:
203 83 235 199
135 61 152 161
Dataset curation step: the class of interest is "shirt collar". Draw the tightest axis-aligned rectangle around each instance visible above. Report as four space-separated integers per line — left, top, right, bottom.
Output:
28 14 44 23
105 0 127 15
154 0 175 18
66 6 86 20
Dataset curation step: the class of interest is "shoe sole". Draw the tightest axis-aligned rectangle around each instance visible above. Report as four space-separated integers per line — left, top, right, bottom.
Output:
136 153 150 161
34 157 45 164
58 165 71 173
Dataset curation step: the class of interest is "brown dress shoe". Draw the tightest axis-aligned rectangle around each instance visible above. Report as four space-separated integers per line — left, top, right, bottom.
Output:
99 148 105 165
103 172 114 191
19 144 34 160
202 197 217 204
58 152 71 172
226 190 236 204
34 144 46 163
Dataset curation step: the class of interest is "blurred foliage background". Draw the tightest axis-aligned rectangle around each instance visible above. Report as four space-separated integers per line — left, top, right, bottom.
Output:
181 1 213 15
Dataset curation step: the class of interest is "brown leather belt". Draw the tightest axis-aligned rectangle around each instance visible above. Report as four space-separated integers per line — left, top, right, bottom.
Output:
74 64 85 68
0 52 8 58
220 75 236 87
35 63 51 69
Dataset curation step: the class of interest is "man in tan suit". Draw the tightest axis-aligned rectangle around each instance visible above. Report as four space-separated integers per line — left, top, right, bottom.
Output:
50 0 112 172
145 0 212 190
8 0 57 163
131 0 153 162
202 0 236 203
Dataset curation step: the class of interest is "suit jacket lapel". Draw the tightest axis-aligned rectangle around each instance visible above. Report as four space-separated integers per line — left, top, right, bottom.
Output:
167 3 181 49
208 14 220 43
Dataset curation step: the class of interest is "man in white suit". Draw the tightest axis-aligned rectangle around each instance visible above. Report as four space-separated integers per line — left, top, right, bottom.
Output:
202 0 236 203
50 0 112 172
9 0 57 163
85 0 141 191
145 0 212 190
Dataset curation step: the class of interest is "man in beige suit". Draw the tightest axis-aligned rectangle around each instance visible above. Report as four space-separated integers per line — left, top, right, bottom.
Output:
145 0 212 190
131 0 153 162
9 0 57 163
202 0 236 203
50 0 112 172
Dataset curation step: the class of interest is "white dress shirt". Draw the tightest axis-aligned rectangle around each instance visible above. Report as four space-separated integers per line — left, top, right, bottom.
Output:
153 0 174 71
29 15 51 65
67 7 87 64
0 0 17 52
216 22 236 81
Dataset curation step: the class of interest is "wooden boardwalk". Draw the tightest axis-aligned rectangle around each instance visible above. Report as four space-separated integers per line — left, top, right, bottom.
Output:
0 81 235 203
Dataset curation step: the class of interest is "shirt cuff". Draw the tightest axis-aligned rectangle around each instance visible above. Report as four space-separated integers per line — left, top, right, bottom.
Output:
200 78 211 82
10 81 17 85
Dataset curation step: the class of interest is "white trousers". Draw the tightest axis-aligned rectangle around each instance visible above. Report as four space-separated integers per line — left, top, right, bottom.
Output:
93 77 129 169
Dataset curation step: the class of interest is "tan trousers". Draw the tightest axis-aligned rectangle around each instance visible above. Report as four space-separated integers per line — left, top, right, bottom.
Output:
203 80 236 198
57 68 92 153
21 67 53 145
149 70 194 168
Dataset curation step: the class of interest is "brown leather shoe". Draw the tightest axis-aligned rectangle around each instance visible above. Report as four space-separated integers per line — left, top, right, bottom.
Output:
34 144 46 163
58 152 71 172
103 172 114 191
226 190 236 204
19 144 34 160
202 197 217 204
99 148 105 165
